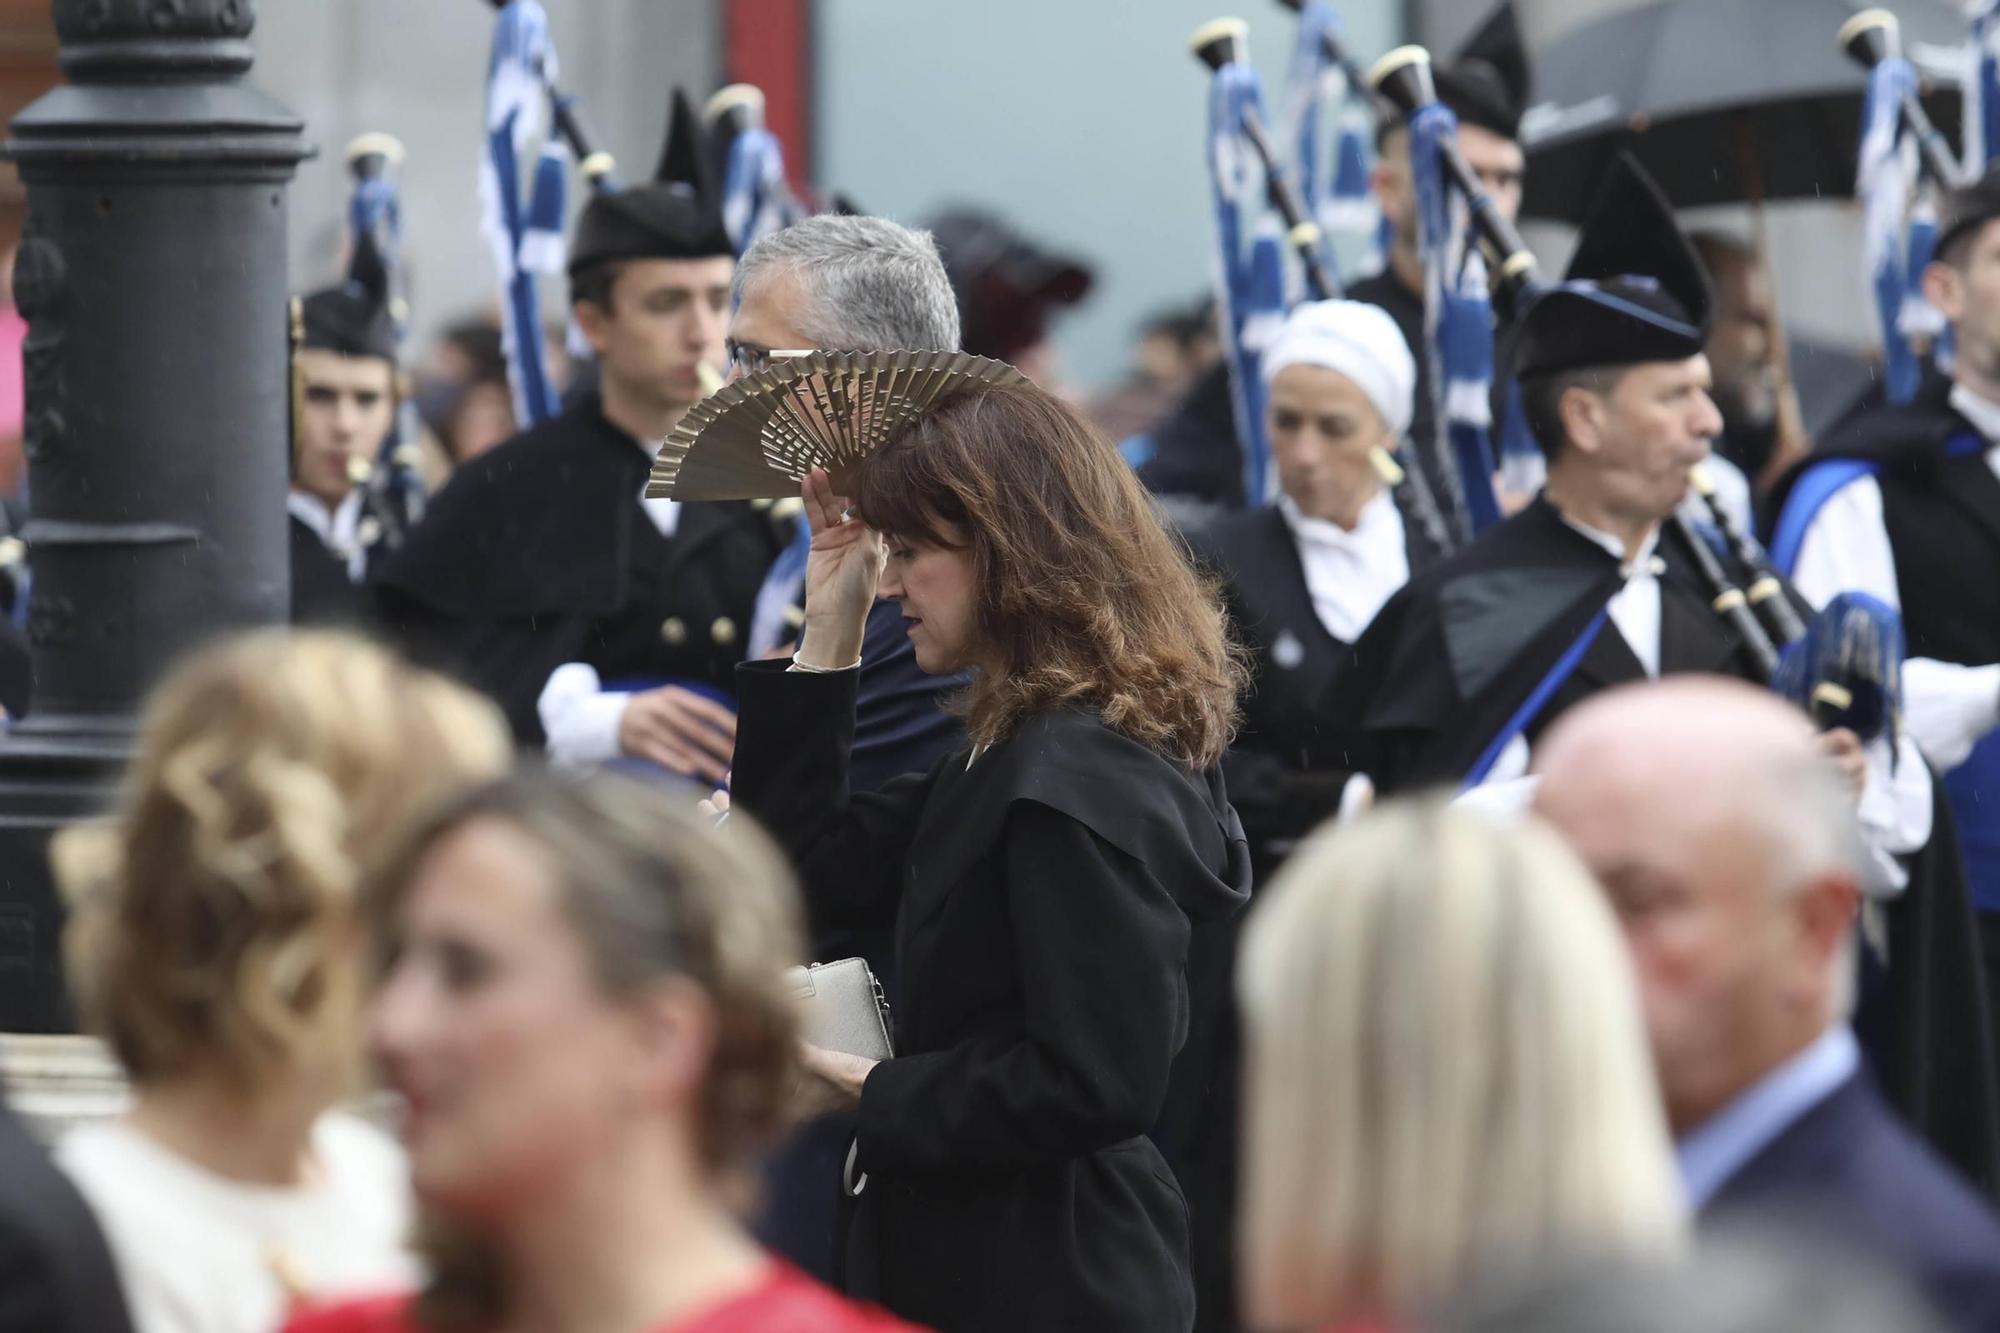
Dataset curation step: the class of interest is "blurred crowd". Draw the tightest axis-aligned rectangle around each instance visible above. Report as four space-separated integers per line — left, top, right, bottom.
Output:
3 2 2000 1333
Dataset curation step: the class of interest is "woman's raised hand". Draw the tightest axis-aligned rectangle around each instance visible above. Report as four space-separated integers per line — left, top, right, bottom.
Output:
796 467 883 669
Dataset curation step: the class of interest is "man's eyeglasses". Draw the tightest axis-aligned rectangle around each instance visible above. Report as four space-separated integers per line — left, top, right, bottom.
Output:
725 340 814 379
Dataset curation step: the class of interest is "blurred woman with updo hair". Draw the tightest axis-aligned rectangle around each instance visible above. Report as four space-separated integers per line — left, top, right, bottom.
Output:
52 630 511 1333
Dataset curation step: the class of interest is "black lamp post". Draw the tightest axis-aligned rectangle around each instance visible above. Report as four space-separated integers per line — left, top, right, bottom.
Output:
0 0 311 1029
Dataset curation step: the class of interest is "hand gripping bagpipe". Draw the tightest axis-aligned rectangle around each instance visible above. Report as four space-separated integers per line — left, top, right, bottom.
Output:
1681 467 1904 742
1192 15 1454 550
342 134 426 554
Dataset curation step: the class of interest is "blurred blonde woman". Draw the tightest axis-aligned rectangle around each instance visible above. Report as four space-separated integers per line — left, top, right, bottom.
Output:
52 630 511 1333
1236 798 1685 1333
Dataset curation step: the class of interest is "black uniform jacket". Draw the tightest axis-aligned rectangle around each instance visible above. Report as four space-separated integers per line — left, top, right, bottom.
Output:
288 513 365 627
732 660 1251 1333
1188 496 1445 874
1331 495 1765 794
370 395 783 741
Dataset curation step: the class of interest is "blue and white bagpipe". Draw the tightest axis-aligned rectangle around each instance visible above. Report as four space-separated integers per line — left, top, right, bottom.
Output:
481 0 572 429
1847 9 1971 404
1677 469 1907 746
706 85 805 260
697 86 818 663
1192 16 1458 546
342 134 427 559
1367 45 1546 550
1275 0 1384 289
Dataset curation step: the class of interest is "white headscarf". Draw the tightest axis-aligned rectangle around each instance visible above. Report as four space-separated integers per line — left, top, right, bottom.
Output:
1260 299 1417 441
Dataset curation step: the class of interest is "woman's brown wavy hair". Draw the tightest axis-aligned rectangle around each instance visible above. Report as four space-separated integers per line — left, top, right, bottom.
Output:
858 378 1244 770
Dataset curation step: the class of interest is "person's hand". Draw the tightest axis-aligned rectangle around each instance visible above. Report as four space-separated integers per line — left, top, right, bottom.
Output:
616 685 736 783
698 787 731 821
792 1040 878 1119
1819 727 1867 804
797 468 882 669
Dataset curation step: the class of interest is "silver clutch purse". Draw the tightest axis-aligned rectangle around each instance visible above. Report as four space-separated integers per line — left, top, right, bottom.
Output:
786 957 894 1062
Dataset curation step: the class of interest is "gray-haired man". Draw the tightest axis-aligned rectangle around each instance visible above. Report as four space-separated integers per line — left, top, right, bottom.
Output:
725 214 969 789
540 214 968 786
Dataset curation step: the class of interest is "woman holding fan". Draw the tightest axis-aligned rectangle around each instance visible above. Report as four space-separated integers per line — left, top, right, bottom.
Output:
726 374 1251 1333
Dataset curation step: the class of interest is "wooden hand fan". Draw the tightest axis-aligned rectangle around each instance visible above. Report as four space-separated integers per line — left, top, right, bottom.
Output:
646 349 1030 501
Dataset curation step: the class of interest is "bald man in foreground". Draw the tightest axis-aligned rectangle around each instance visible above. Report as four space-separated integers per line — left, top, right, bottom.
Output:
1533 679 2000 1332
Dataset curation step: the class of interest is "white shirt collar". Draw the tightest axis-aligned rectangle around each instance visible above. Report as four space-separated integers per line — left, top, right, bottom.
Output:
1277 490 1396 550
1559 511 1663 579
1949 382 2000 445
286 489 334 543
1277 491 1409 644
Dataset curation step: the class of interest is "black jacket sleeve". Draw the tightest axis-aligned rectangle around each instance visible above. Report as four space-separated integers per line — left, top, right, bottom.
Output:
731 658 936 933
854 799 1192 1175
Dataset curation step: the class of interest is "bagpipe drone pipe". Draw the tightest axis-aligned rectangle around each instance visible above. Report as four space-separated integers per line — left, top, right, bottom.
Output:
1192 13 1454 550
341 135 426 556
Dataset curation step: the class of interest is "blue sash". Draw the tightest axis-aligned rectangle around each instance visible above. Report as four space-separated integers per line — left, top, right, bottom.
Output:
1945 723 2000 915
1769 458 1880 575
1461 606 1609 791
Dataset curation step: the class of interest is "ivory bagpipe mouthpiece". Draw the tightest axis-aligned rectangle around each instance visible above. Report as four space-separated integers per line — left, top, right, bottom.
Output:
1368 45 1437 113
344 132 406 171
1687 462 1719 498
580 151 617 182
1839 8 1899 69
1368 446 1406 486
704 83 766 132
1191 18 1250 71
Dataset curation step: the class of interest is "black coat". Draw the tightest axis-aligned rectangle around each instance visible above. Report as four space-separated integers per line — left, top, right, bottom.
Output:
1188 500 1444 876
732 660 1251 1333
370 395 785 742
288 512 366 627
1332 496 1766 794
0 1106 135 1333
1707 1072 2000 1332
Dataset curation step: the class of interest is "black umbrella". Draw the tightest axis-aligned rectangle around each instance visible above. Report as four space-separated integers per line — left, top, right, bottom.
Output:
1519 0 1966 223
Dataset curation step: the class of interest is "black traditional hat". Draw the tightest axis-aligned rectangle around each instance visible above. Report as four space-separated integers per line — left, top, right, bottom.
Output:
1435 1 1530 141
568 88 732 275
299 228 398 362
1935 163 2000 262
1512 153 1710 380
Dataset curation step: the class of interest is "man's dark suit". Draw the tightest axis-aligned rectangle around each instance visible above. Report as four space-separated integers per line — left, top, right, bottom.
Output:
1707 1072 2000 1332
0 1106 134 1333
